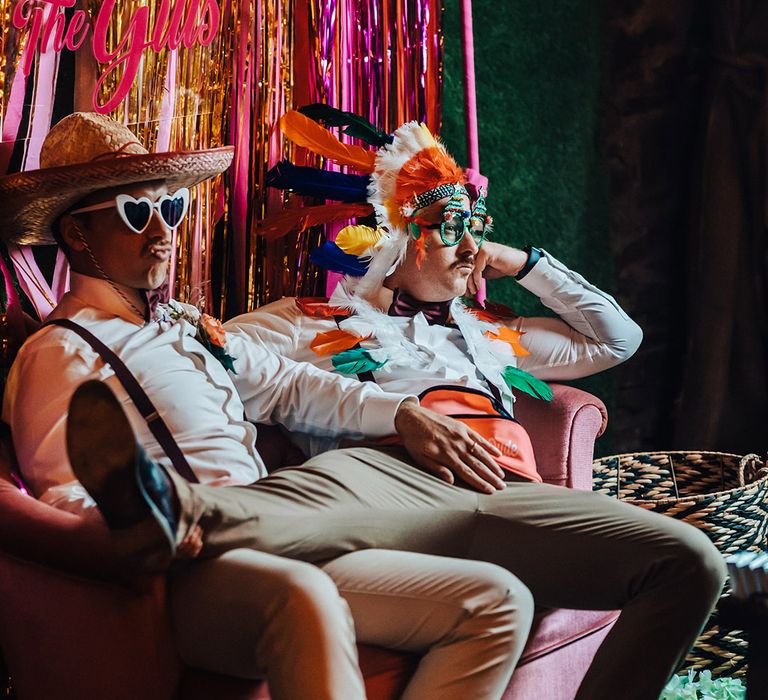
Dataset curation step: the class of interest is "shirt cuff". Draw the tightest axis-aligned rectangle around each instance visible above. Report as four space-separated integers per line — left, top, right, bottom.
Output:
360 392 418 437
514 249 573 298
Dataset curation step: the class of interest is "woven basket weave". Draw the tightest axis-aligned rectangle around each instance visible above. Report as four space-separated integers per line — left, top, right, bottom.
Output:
592 451 768 677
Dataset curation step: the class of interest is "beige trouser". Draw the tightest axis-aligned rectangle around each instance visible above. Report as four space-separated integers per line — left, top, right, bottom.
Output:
170 548 532 700
168 446 727 700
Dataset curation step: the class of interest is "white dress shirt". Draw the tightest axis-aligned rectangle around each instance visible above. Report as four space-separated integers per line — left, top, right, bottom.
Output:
225 250 643 455
3 273 409 515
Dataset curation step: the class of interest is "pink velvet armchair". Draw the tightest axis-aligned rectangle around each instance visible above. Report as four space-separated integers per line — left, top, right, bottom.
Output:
0 384 618 700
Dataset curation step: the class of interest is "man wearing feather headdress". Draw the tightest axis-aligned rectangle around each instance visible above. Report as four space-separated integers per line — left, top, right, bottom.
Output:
221 106 727 698
229 108 644 484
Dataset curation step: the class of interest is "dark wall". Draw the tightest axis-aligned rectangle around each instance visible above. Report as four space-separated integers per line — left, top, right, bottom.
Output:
441 1 728 456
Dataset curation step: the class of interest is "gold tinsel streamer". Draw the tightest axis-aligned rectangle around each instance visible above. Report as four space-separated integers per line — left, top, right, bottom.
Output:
1 0 442 316
83 0 240 314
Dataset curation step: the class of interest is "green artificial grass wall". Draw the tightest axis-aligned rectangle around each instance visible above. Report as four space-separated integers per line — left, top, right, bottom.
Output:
441 0 615 453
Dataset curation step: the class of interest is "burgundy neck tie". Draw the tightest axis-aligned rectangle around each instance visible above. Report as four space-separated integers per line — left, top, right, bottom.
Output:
388 288 452 326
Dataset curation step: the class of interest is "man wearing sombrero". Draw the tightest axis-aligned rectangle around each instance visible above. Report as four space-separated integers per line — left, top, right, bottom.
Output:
223 107 730 698
1 112 542 700
1 112 725 700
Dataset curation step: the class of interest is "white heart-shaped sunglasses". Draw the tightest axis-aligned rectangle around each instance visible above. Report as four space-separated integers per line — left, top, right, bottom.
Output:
70 188 190 234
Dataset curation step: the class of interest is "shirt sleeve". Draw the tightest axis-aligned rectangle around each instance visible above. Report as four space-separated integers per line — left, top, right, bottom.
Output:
2 332 108 516
225 330 414 439
225 298 299 357
511 250 643 380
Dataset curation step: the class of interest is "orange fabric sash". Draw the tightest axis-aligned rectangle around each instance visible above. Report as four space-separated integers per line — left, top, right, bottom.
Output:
418 386 540 483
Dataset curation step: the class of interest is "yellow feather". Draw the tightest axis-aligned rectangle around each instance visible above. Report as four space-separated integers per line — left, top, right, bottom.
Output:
335 225 384 256
280 111 376 173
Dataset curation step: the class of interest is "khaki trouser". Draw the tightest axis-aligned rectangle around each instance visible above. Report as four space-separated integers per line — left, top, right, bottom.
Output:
170 548 531 700
169 446 727 700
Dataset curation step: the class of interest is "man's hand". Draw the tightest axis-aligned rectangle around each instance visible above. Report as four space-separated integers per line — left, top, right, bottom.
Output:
177 524 204 559
467 242 529 297
394 400 506 494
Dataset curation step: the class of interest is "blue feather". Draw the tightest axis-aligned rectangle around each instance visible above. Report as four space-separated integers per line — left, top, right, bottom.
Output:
266 161 370 202
309 242 370 276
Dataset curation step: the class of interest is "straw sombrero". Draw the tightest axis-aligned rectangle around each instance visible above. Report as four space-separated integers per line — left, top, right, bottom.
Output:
0 112 234 245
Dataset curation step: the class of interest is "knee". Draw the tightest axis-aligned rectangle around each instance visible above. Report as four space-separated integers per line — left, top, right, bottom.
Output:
669 523 727 598
471 563 535 633
277 562 347 622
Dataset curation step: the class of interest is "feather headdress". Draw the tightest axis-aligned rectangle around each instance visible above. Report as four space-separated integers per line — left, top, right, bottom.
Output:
260 104 475 298
367 122 465 230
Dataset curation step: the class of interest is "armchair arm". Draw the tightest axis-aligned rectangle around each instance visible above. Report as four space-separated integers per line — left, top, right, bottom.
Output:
0 551 180 700
513 384 607 490
0 440 181 700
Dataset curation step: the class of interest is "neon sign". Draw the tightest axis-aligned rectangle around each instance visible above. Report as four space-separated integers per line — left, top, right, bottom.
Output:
11 0 220 113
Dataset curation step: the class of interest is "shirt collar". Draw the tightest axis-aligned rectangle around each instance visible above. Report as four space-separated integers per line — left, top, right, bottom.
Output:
66 272 146 326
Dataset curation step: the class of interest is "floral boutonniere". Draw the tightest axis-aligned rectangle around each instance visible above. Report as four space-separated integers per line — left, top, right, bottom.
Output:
197 313 238 373
167 302 237 373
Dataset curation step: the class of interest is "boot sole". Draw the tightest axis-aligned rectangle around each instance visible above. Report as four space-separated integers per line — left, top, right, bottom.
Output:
66 380 176 555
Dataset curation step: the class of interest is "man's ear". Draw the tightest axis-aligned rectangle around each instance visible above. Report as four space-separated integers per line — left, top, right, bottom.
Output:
59 215 87 252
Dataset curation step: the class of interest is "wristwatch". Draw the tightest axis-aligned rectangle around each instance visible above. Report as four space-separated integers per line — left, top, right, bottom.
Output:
514 246 542 281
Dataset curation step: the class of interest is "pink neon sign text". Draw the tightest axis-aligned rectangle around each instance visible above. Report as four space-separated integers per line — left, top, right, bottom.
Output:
12 0 220 114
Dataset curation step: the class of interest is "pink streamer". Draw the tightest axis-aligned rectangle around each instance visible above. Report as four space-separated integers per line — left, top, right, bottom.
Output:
25 2 61 171
159 49 178 292
3 3 71 319
8 245 69 320
460 0 486 306
156 50 178 154
0 68 28 175
461 0 479 171
227 0 254 308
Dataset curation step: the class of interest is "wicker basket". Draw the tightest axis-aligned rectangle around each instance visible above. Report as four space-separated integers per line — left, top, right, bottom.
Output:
592 451 768 677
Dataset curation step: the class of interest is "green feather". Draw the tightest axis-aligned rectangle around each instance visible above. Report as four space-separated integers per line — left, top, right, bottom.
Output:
502 365 552 401
299 104 390 147
331 348 387 375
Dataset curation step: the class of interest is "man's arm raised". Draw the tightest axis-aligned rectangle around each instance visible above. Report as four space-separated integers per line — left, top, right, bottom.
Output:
466 242 643 380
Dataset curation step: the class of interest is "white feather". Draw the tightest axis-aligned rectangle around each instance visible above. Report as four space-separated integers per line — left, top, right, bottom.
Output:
356 122 452 298
330 288 433 370
348 233 407 301
451 300 518 389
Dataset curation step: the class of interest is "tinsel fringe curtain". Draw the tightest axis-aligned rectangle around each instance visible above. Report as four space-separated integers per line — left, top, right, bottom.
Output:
0 0 443 319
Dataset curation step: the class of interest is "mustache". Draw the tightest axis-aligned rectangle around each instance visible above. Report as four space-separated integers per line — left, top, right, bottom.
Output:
451 253 475 268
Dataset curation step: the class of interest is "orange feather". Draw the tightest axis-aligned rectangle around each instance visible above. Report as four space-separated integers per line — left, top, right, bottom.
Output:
468 300 519 324
310 329 368 356
280 111 377 173
413 234 427 269
395 146 465 205
484 327 531 357
295 298 352 318
257 203 374 240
